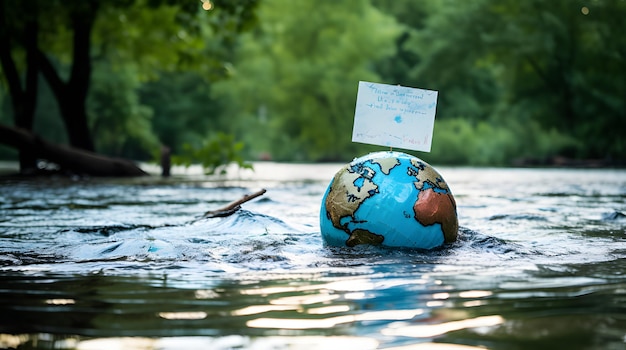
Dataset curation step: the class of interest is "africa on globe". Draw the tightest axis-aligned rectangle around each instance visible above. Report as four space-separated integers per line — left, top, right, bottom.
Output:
320 151 458 249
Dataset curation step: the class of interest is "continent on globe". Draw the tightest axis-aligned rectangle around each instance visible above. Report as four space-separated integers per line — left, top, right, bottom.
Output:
414 187 458 243
320 151 458 249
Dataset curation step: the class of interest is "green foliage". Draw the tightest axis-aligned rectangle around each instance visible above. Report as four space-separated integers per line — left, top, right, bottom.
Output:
2 0 623 166
1 0 259 171
91 0 258 80
88 63 159 158
139 72 218 155
425 117 578 166
213 0 403 161
87 0 259 163
395 0 625 161
172 132 253 175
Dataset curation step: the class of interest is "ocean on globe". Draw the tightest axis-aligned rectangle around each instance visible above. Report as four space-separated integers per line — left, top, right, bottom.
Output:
320 151 458 249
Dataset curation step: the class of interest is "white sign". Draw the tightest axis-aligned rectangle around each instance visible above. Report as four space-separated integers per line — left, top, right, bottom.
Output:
352 81 438 152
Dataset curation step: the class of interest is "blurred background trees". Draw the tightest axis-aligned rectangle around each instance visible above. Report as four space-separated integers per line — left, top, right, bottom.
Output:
213 0 401 161
1 0 624 168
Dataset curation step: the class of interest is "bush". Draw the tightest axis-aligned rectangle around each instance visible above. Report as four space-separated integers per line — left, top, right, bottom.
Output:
171 132 253 175
425 117 577 166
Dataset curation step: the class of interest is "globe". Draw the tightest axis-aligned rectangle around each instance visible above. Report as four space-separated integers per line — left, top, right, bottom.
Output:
320 151 458 249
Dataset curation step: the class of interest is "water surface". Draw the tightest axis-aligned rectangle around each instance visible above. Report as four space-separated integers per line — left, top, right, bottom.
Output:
1 163 625 349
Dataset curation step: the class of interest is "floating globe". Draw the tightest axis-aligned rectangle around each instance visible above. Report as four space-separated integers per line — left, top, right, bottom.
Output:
320 151 458 249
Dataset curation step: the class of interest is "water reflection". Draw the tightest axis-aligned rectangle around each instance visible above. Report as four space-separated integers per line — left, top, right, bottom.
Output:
158 312 208 320
247 309 424 329
0 334 499 350
1 262 626 349
74 335 382 350
382 315 504 338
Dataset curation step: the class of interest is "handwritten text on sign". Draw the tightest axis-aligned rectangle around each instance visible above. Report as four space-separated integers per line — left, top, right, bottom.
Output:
352 81 438 152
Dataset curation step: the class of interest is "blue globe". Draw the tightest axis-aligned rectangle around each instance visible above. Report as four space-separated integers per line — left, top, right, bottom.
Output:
319 151 458 249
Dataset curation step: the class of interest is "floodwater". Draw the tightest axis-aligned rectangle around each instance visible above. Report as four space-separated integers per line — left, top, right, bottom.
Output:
0 162 624 350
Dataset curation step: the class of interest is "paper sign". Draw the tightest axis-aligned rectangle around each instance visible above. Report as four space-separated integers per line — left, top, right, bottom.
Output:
352 81 438 152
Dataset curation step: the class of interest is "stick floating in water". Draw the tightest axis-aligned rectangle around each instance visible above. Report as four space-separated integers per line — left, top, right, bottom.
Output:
203 189 267 218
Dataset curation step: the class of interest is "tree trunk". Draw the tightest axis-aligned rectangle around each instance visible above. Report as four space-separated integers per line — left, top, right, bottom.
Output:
0 124 147 177
0 2 39 173
16 18 39 171
37 0 99 152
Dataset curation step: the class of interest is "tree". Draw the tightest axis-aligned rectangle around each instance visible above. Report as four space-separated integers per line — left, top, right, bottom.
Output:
37 1 100 152
487 0 626 159
0 1 40 170
214 0 402 161
0 0 259 173
138 72 218 156
401 0 626 161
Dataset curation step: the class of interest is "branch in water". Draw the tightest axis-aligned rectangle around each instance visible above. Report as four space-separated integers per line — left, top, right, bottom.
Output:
203 189 267 218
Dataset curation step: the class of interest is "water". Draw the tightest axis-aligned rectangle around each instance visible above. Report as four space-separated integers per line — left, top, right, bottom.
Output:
0 163 625 349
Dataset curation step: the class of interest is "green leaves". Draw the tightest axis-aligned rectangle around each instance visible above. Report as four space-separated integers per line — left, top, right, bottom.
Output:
214 0 402 161
379 0 625 162
88 63 158 159
2 0 623 166
172 132 252 175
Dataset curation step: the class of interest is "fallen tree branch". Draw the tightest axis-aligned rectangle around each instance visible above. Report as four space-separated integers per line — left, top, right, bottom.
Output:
0 123 147 176
203 189 267 218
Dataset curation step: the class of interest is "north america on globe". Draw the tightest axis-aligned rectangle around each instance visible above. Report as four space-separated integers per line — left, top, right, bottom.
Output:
320 151 458 249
